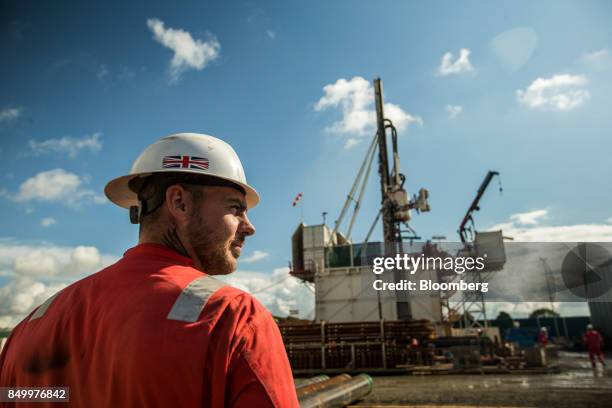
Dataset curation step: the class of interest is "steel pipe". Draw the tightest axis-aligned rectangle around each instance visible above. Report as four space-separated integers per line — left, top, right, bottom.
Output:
298 373 373 408
296 375 330 390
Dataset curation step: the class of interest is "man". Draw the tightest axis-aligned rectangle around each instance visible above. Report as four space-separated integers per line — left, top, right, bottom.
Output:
0 133 299 407
583 324 605 369
537 327 548 348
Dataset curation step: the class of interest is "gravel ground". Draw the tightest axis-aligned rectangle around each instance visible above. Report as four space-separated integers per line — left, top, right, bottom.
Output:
351 352 612 407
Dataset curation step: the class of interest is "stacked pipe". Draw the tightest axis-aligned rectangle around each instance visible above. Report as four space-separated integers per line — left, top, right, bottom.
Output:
281 320 434 343
297 374 373 408
280 320 435 371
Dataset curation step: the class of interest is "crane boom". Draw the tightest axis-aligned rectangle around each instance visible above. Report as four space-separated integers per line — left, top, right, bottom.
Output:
333 135 377 238
459 170 500 243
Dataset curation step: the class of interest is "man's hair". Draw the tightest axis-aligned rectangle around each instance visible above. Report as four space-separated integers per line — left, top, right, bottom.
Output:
129 174 202 232
129 173 245 232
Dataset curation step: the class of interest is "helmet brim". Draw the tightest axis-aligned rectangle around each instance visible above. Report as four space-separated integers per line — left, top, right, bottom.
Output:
104 169 260 209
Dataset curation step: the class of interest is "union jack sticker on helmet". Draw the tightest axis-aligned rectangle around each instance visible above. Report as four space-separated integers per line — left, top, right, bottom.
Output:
162 155 209 171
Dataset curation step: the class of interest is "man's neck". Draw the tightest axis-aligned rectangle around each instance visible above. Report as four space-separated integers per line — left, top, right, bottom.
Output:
139 232 206 272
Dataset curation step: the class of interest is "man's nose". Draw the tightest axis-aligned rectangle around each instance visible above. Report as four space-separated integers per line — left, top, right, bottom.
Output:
240 214 256 236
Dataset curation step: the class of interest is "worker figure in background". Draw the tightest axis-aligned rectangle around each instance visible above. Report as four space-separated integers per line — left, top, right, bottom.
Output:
583 324 606 369
0 133 299 407
537 327 549 348
408 337 421 365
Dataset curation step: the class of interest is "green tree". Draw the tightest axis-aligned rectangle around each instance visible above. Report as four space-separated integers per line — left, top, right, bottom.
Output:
495 311 513 322
529 308 559 319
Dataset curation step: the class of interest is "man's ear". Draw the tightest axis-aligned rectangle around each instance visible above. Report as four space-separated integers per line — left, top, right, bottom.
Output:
165 184 190 222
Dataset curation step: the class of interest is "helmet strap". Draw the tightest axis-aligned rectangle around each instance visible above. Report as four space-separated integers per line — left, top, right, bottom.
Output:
129 204 142 224
130 193 167 224
129 176 166 224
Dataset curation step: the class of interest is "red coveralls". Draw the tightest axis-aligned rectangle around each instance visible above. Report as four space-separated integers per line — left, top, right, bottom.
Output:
0 244 299 407
583 329 605 367
537 331 548 347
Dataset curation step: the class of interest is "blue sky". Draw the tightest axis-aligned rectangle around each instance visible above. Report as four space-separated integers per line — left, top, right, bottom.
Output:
1 0 612 325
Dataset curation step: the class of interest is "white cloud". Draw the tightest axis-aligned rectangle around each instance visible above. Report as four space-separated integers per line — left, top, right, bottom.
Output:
246 7 265 23
580 49 611 68
0 107 21 122
488 209 612 241
40 217 56 228
10 245 106 277
96 65 109 80
516 74 590 111
147 18 220 83
117 66 136 82
266 30 276 39
383 102 423 129
509 209 548 225
487 301 588 319
445 105 463 119
315 76 372 134
314 76 422 137
220 267 314 319
241 250 269 264
3 169 106 207
438 48 474 76
344 138 361 149
13 169 80 201
0 277 66 327
0 240 118 327
28 132 102 158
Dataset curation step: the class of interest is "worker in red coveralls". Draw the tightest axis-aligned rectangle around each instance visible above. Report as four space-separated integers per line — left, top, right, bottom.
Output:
583 324 606 369
408 337 421 365
0 133 299 407
537 327 549 348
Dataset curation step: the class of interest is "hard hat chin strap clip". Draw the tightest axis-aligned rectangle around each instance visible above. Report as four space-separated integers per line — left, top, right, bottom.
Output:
128 175 165 224
129 202 145 224
129 193 165 224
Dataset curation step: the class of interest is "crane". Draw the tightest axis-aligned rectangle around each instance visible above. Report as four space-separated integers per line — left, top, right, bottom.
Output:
458 170 502 244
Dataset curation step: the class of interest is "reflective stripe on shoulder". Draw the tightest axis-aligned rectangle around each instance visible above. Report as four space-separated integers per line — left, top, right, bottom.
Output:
29 292 60 321
167 275 227 322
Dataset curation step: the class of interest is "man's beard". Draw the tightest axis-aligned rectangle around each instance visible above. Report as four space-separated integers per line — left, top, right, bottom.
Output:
186 211 238 275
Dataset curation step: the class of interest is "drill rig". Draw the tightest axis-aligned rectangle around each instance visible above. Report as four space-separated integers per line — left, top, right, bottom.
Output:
291 78 433 323
332 78 430 249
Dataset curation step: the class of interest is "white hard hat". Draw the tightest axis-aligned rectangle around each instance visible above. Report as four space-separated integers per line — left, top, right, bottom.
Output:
105 132 259 209
587 324 594 330
540 327 547 332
